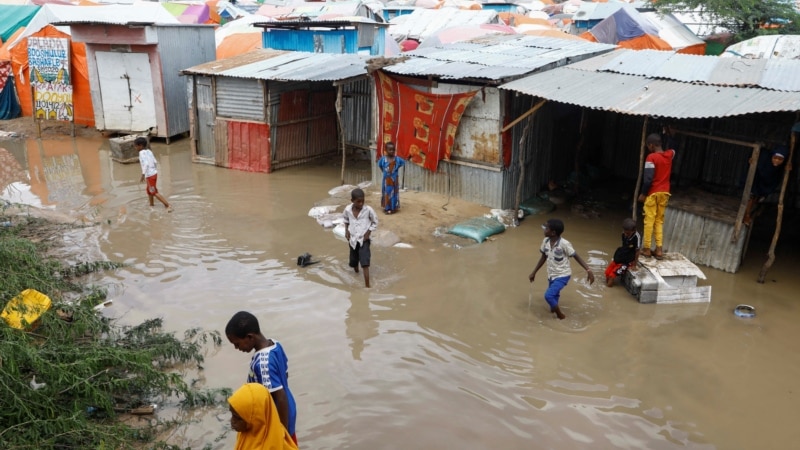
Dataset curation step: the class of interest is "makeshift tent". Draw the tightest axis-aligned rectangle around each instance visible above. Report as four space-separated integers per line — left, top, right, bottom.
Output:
580 6 672 51
9 25 94 126
580 5 705 54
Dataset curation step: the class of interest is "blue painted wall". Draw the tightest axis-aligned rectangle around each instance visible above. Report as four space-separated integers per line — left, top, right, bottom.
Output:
262 27 385 55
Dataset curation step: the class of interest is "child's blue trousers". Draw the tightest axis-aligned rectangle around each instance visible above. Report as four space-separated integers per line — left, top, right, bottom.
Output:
545 275 571 309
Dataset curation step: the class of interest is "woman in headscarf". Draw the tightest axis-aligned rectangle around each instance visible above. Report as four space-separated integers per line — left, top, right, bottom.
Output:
229 383 298 450
744 146 789 225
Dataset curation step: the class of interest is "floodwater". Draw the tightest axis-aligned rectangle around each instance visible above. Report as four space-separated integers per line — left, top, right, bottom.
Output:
2 137 799 450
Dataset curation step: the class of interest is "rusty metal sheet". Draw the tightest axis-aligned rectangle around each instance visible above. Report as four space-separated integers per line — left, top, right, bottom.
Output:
182 50 369 82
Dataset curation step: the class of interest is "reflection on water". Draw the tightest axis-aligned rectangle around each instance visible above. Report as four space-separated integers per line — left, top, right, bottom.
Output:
2 136 799 449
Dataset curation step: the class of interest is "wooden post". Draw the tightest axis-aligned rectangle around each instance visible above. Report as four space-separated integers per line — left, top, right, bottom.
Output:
513 99 547 211
632 116 648 219
336 85 346 185
732 143 760 242
758 126 797 283
573 109 587 194
502 99 546 133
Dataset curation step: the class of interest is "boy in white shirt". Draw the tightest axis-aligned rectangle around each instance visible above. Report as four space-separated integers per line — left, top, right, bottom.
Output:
528 218 595 319
135 137 171 212
344 188 378 288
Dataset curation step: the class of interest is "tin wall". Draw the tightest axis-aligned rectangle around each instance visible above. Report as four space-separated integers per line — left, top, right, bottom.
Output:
263 29 357 54
155 26 215 138
268 80 338 170
503 95 555 209
342 78 373 150
663 207 747 273
216 77 265 121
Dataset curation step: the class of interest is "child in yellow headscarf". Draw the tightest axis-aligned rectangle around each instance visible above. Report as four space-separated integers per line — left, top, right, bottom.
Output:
229 383 299 450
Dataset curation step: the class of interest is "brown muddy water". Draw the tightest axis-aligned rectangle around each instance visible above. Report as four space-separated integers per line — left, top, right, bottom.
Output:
2 137 799 450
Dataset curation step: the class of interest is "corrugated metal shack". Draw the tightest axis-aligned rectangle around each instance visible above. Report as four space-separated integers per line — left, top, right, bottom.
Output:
257 18 389 56
62 20 215 141
181 50 371 173
500 49 800 274
377 34 615 208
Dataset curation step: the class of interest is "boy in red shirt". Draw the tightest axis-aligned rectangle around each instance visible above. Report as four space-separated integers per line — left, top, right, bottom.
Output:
638 133 675 260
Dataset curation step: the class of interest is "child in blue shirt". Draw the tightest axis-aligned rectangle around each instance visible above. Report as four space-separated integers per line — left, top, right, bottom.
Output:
226 311 297 445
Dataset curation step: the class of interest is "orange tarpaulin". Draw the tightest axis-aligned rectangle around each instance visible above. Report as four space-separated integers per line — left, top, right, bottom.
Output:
498 13 552 28
374 71 477 172
581 30 672 51
524 29 586 41
675 43 706 55
217 32 262 59
0 27 25 61
9 24 94 126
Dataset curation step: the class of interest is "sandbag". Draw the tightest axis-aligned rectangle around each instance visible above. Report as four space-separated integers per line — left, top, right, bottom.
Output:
519 196 556 216
448 217 505 243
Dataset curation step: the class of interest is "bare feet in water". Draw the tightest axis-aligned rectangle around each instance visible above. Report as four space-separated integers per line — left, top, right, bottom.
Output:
552 306 566 320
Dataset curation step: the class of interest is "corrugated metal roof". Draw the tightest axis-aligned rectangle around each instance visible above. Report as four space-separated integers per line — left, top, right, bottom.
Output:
181 49 369 82
499 67 800 118
254 17 388 28
388 8 498 40
43 3 180 26
383 34 615 81
594 49 800 91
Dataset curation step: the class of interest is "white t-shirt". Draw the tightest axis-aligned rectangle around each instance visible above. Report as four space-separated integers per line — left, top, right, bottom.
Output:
139 149 158 178
540 236 576 279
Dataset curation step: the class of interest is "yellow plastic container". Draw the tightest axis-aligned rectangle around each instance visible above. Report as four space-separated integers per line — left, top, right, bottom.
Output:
1 289 52 329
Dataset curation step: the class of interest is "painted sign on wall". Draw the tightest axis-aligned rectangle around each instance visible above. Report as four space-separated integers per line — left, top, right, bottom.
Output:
28 37 73 122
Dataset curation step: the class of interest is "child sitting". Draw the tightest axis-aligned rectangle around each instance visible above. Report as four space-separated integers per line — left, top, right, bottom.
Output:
605 218 641 288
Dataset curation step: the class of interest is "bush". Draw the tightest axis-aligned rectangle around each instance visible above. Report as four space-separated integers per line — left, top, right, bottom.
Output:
0 218 228 450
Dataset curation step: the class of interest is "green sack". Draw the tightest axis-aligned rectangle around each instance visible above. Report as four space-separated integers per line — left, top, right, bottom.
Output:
448 217 505 243
519 196 556 216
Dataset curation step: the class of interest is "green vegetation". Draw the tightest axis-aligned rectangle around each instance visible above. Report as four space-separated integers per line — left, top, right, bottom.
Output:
0 215 230 450
654 0 800 40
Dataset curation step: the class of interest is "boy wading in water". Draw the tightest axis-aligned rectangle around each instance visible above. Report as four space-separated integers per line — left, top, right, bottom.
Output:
344 188 378 288
135 137 172 212
529 219 595 320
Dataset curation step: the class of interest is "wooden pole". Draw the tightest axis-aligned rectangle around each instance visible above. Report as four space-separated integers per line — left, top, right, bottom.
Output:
732 143 760 242
758 125 797 283
513 100 541 211
502 99 546 133
677 129 757 148
336 85 346 185
574 109 588 194
632 116 648 219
